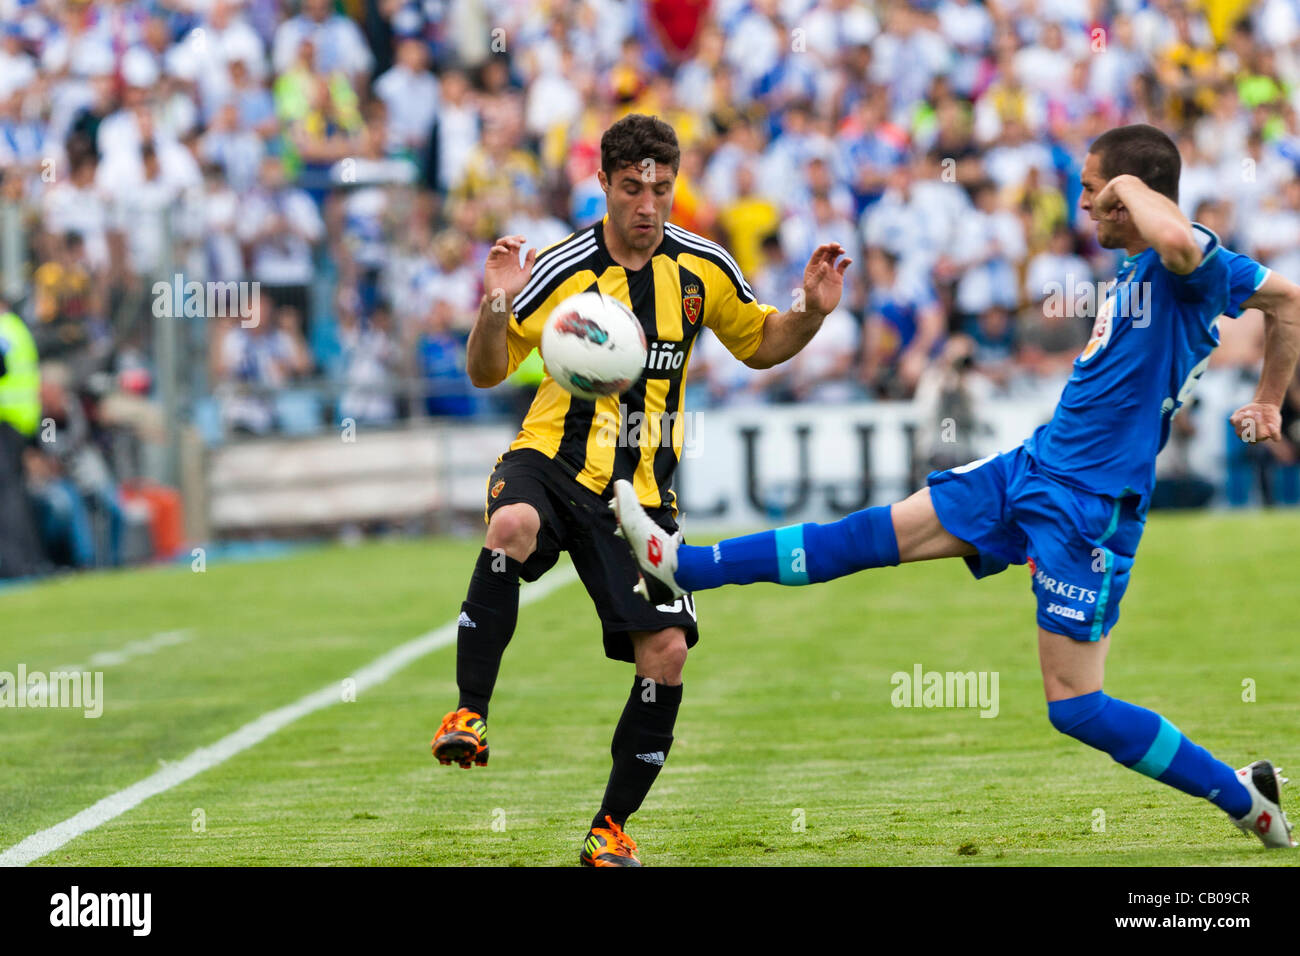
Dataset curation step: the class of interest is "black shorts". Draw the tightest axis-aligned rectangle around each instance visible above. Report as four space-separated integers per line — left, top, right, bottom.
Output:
485 448 699 663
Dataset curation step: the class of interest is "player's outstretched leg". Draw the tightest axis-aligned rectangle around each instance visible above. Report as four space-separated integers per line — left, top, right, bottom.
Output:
610 479 970 603
431 503 537 769
1039 629 1295 848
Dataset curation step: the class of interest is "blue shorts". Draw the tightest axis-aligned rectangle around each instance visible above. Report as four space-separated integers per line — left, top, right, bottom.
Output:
926 446 1146 641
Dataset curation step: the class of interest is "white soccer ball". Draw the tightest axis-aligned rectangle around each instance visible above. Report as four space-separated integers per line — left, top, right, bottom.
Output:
540 291 648 401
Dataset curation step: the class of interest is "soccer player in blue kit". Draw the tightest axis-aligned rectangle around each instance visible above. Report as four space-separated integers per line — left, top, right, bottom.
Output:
611 125 1300 848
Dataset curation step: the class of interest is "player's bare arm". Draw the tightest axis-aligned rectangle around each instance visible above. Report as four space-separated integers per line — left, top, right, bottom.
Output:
743 242 852 369
1232 272 1300 441
1089 171 1202 273
466 234 537 387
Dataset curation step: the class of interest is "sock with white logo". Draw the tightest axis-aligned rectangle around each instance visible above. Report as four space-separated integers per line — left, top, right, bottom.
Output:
675 505 900 591
1047 690 1251 817
593 677 682 831
454 547 524 720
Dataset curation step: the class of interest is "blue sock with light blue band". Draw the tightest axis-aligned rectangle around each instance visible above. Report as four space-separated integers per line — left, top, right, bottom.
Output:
1048 691 1251 817
675 506 900 592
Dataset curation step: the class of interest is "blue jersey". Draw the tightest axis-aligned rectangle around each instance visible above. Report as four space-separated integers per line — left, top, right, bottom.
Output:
1218 245 1271 317
1024 223 1230 500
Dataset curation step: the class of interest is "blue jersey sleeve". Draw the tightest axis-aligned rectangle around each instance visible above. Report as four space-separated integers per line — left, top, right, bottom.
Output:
1162 223 1229 313
1216 245 1271 318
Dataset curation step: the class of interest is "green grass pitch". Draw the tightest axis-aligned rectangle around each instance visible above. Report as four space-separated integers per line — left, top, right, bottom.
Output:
2 511 1298 866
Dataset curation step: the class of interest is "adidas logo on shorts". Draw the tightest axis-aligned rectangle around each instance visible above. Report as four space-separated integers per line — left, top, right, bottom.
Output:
457 612 476 628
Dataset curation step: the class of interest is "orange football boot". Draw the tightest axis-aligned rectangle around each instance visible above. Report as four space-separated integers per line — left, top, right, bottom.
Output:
579 816 642 867
431 707 488 768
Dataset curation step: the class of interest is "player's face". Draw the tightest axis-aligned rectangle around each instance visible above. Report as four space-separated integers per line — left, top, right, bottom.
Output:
1079 151 1134 250
600 163 675 252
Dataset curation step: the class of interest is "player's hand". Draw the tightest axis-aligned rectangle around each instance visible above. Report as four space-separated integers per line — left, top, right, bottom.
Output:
483 235 537 306
801 242 851 315
1092 177 1131 223
1230 401 1283 443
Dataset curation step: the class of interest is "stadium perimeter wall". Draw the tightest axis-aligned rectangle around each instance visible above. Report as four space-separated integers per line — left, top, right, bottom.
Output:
203 370 1253 536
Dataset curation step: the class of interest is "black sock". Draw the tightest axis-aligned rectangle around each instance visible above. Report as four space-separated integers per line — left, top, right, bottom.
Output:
593 677 683 830
454 547 523 720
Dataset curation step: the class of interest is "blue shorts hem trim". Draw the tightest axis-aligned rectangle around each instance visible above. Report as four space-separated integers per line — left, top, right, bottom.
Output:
1037 617 1104 643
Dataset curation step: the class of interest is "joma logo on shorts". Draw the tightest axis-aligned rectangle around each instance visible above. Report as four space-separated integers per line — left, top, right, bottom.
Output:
1034 570 1098 604
1046 603 1086 622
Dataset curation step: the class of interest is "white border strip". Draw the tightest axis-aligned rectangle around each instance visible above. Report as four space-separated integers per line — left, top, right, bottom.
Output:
0 568 577 867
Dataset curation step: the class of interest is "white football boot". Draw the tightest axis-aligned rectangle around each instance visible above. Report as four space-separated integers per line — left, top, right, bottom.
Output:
609 479 685 604
1231 760 1296 848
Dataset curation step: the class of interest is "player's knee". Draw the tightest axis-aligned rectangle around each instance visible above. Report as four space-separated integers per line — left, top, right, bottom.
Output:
485 504 539 561
663 633 689 675
637 628 688 682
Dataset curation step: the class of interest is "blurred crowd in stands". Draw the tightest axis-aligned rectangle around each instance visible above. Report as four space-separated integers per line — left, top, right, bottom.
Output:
4 0 1300 573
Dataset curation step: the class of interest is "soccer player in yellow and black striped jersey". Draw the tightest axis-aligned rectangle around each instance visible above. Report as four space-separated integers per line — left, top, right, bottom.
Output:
430 113 850 866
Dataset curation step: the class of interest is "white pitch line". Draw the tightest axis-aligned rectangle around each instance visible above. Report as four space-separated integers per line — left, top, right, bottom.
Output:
82 629 193 669
52 628 193 674
0 567 578 867
22 629 194 703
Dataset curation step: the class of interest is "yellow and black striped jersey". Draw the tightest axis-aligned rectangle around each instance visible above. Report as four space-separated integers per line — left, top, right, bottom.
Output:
505 216 778 511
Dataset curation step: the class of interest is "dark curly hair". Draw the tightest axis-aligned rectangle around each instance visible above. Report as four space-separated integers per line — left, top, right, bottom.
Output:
600 113 680 180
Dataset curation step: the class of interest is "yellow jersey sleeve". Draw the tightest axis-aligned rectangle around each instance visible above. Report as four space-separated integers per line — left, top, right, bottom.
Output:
701 257 779 363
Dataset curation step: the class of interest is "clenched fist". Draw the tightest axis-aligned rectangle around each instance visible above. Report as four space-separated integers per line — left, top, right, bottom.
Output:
1229 402 1282 443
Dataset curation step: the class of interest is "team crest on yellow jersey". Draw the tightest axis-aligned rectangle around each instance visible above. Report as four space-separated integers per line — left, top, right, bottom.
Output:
682 283 702 325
